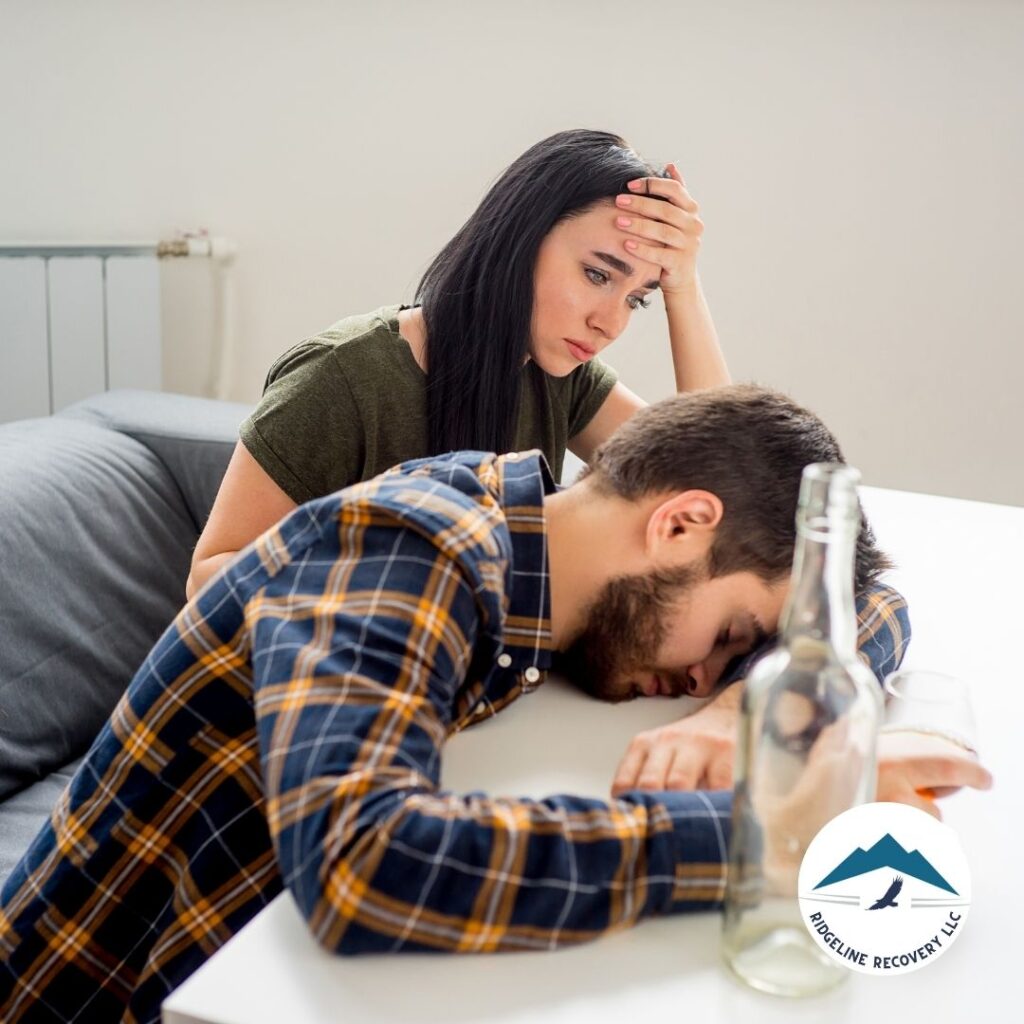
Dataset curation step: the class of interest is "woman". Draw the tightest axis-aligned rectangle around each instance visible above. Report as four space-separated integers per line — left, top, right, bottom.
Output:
186 129 726 597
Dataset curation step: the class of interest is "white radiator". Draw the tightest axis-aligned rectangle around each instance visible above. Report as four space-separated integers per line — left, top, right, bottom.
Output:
0 244 162 422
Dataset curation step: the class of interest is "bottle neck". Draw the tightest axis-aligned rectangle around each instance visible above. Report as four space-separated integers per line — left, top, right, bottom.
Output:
779 517 858 658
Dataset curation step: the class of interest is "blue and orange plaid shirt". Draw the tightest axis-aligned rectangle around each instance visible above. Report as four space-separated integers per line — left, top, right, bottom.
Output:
0 451 910 1023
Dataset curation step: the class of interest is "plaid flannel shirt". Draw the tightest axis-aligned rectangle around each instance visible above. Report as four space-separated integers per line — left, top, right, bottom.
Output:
0 451 910 1023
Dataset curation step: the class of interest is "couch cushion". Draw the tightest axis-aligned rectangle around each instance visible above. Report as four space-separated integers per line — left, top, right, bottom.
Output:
0 416 197 798
0 757 83 889
59 389 250 533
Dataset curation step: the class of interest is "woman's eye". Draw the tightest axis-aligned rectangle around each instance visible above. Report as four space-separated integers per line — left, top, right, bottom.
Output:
717 630 732 648
584 266 650 311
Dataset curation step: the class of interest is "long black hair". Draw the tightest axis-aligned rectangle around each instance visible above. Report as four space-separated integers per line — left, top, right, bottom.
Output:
415 129 666 457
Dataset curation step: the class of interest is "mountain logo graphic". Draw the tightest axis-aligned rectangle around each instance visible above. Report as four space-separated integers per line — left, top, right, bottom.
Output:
797 803 972 976
813 832 957 895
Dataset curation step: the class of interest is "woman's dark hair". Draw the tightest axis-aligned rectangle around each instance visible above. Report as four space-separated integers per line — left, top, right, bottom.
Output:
415 129 667 457
584 384 894 591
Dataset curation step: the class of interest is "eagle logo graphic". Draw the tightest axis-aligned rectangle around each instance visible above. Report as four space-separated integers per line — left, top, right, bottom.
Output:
867 875 903 910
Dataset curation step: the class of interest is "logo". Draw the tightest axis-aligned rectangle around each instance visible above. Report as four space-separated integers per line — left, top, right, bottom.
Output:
797 802 971 975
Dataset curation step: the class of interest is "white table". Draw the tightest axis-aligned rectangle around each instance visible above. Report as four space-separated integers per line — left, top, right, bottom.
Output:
164 487 1023 1024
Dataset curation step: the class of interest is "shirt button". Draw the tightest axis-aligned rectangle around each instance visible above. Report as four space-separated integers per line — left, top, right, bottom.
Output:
497 653 512 668
524 667 541 683
505 452 519 461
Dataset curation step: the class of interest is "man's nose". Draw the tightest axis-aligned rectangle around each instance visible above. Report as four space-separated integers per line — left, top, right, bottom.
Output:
685 662 716 698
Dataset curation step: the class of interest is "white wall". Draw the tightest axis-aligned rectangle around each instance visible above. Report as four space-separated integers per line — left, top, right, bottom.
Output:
2 0 1021 504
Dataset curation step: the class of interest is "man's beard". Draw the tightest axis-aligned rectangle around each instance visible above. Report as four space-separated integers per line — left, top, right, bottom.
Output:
553 564 702 702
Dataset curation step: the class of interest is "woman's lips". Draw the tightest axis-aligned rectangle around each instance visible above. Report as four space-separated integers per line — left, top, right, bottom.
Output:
565 339 595 362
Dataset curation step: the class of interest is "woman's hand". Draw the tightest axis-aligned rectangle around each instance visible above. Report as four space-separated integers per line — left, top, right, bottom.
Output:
614 163 704 295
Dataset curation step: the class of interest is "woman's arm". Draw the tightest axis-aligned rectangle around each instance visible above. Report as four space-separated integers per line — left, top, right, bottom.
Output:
664 275 729 392
186 441 298 599
568 382 646 464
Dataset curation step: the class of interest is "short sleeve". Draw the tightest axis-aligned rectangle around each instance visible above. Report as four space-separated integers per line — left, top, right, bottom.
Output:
239 341 364 505
566 357 620 439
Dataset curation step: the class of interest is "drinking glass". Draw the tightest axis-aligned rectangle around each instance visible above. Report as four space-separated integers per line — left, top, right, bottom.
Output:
882 670 979 798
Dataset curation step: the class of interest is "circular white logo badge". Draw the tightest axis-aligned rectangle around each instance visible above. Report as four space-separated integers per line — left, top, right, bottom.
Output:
797 802 971 975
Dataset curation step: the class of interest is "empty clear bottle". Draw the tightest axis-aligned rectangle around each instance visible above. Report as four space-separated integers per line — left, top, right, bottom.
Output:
720 463 882 997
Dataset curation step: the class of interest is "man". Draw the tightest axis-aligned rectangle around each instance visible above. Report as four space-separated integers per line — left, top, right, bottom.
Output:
0 386 989 1023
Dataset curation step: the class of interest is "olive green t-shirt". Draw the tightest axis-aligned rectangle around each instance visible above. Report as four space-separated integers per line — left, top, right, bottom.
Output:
239 305 619 504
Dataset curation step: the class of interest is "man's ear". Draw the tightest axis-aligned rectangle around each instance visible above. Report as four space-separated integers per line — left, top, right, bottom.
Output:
646 490 724 556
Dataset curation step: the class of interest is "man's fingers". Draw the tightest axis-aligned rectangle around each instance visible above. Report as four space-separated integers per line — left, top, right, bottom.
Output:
874 774 944 819
635 743 675 791
664 750 703 791
907 789 943 820
702 756 734 791
877 731 996 817
613 701 741 797
611 740 649 797
907 753 994 794
883 781 944 819
922 785 964 799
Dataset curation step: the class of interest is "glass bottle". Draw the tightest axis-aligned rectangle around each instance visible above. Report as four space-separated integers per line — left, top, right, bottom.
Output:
720 463 882 997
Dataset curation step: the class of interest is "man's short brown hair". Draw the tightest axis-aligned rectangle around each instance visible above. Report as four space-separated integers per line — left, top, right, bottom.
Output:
585 384 892 590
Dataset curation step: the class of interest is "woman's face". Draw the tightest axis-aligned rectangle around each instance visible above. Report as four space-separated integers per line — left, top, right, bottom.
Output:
529 202 662 376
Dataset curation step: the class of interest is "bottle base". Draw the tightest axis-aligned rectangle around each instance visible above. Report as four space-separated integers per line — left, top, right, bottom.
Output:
722 923 848 998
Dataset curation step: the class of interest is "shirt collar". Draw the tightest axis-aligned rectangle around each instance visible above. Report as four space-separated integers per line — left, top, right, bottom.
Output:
493 450 556 674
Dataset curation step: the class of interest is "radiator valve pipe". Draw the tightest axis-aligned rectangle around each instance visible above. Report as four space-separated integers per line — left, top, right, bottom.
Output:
156 235 237 262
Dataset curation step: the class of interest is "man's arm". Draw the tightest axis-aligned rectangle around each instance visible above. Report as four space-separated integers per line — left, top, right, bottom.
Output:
614 583 993 815
613 582 911 794
249 524 733 956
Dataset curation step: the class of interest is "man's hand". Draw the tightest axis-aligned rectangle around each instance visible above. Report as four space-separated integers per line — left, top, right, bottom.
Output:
877 731 994 818
611 683 743 797
614 698 994 816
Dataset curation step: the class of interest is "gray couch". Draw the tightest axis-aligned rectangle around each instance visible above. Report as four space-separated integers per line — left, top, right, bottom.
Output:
0 390 251 887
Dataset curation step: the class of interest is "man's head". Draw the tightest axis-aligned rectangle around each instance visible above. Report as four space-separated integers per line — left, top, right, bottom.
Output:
554 384 891 702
